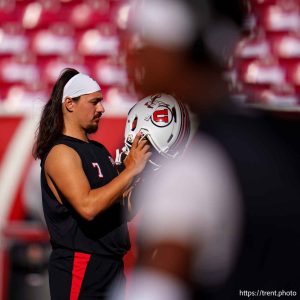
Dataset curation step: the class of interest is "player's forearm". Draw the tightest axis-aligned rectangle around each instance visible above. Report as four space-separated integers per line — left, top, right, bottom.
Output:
82 168 136 220
125 177 144 220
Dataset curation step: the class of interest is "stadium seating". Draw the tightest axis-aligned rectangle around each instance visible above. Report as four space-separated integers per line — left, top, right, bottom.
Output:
0 0 135 110
231 0 300 109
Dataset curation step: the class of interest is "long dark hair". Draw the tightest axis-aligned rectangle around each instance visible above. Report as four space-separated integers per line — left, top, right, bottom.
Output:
33 68 79 159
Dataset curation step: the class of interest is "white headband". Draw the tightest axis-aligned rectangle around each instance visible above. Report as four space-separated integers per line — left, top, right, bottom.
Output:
62 73 101 103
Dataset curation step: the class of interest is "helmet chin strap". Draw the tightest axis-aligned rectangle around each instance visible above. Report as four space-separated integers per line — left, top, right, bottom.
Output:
115 145 162 171
115 148 127 166
116 131 172 170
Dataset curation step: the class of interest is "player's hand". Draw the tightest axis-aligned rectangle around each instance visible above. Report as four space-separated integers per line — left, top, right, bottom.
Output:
124 132 152 176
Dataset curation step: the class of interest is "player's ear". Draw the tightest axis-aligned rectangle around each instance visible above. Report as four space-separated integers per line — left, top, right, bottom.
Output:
64 97 74 112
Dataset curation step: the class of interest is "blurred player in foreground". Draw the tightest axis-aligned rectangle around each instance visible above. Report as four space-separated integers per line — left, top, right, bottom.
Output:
111 0 300 299
33 68 151 299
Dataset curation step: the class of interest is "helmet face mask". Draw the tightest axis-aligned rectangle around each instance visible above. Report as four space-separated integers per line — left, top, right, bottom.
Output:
123 93 191 169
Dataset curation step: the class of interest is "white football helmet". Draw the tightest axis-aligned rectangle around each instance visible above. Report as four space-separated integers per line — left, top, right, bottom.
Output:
117 93 191 169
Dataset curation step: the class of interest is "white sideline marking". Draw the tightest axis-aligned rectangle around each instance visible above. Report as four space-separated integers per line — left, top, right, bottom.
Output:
0 113 40 296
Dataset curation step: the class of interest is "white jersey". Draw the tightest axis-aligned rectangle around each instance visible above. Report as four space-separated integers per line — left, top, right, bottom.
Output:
137 133 242 286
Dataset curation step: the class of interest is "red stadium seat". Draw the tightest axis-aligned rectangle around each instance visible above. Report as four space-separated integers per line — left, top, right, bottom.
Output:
240 57 287 96
235 34 272 88
77 25 119 57
271 33 300 59
0 1 26 24
65 1 111 29
0 85 11 102
232 0 300 106
21 0 63 29
105 86 137 105
0 24 29 55
0 54 40 85
101 86 138 116
259 2 300 33
255 85 300 108
0 0 131 106
89 58 127 87
1 83 49 111
29 24 76 56
41 55 90 86
285 62 300 93
235 34 271 59
248 0 299 18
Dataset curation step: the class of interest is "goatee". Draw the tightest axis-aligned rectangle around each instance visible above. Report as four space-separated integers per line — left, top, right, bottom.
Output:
86 124 98 134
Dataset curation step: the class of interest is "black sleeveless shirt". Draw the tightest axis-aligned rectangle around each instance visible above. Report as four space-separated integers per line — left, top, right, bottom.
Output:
41 135 130 258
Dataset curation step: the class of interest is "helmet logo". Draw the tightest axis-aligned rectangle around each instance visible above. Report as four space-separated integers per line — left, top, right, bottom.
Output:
151 105 173 127
145 100 155 109
144 94 161 108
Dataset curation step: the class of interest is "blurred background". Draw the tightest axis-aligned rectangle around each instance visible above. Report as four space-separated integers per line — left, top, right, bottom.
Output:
1 0 300 299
